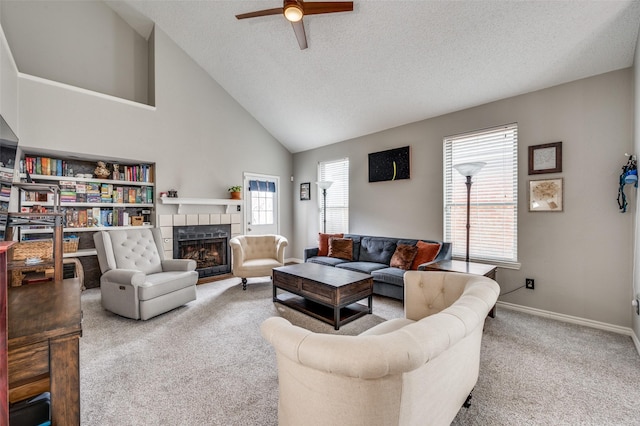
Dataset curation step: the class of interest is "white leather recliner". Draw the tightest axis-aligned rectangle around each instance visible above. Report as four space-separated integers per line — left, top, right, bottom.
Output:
93 228 198 320
229 234 288 290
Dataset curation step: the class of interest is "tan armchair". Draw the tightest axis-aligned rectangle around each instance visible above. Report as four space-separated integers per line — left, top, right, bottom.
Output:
261 271 500 426
94 228 198 320
229 234 288 290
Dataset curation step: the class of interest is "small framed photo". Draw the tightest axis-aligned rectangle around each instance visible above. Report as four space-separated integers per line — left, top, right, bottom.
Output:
529 178 563 212
528 142 562 175
300 182 311 201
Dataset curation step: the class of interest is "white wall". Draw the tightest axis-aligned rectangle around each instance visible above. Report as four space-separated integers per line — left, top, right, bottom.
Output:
4 22 293 246
0 4 18 132
1 0 149 104
294 69 634 328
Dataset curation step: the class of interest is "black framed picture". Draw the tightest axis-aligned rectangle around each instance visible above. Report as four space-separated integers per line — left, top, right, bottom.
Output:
300 182 311 200
528 142 562 175
368 146 411 182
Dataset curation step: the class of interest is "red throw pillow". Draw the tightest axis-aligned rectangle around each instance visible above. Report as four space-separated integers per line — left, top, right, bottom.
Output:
318 233 343 256
390 244 418 270
328 237 353 260
411 241 442 270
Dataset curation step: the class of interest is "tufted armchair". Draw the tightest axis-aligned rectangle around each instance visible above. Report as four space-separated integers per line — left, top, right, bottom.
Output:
229 234 288 290
261 271 500 426
93 228 198 320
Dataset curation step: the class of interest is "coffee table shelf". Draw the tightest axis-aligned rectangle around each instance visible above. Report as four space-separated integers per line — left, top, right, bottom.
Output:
275 292 370 328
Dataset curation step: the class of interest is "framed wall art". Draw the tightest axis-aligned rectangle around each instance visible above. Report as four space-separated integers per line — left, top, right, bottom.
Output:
529 178 563 212
368 146 411 182
528 142 562 175
300 182 311 201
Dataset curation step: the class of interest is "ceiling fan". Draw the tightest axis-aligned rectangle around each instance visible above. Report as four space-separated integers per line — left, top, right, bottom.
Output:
236 0 354 50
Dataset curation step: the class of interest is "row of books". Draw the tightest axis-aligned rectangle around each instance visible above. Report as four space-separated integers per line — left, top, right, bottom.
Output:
22 183 153 204
21 156 153 183
63 207 141 228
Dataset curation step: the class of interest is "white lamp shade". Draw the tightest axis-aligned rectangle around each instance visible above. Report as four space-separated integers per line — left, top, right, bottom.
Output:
284 5 303 22
316 181 333 190
454 162 486 177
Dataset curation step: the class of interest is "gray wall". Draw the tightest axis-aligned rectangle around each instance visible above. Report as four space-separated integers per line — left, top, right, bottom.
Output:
294 69 634 328
1 0 150 104
1 19 293 246
633 27 640 343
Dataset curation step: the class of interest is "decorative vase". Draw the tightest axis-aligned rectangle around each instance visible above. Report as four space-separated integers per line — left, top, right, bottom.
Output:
230 191 241 200
94 161 110 179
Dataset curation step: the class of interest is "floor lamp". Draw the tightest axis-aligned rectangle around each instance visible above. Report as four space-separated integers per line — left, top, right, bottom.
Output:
316 181 333 233
453 162 486 262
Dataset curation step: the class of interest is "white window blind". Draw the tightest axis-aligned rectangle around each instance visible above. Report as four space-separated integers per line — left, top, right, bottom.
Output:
443 123 518 265
318 158 349 234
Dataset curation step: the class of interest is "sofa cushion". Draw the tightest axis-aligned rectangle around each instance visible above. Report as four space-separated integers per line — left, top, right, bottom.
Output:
411 241 442 270
307 256 349 267
390 244 418 270
358 237 397 264
371 267 406 287
336 261 387 274
318 233 343 256
328 237 353 260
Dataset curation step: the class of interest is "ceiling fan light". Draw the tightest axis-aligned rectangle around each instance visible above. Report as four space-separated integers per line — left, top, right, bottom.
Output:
284 4 303 22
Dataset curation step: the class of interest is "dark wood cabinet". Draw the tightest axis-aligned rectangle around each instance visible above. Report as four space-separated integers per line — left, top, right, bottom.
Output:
8 278 82 425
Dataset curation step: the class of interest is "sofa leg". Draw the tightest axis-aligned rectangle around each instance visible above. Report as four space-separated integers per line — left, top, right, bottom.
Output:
463 392 472 408
242 278 247 290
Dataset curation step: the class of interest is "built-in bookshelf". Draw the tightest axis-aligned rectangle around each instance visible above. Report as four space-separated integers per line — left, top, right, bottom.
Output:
16 153 156 287
19 155 155 233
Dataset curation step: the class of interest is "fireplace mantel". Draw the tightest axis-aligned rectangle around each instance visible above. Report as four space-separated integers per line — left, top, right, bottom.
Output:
159 197 242 214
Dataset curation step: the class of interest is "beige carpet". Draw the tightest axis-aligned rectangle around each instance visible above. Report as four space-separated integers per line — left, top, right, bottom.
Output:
80 277 640 425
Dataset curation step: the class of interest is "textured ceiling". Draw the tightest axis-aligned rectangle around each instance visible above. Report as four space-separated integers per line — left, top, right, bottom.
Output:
110 1 640 153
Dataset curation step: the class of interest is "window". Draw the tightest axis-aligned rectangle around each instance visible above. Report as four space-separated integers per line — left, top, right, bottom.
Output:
318 158 349 233
443 123 518 266
249 180 275 225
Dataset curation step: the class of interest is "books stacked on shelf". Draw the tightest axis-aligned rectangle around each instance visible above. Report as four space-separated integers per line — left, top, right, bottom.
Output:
1 183 11 198
59 181 77 203
101 184 113 203
120 164 152 183
76 182 87 202
86 183 101 203
23 156 66 176
62 207 137 228
22 156 153 183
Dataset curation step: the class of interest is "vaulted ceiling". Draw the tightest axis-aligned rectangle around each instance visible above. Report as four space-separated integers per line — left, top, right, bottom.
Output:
110 0 640 153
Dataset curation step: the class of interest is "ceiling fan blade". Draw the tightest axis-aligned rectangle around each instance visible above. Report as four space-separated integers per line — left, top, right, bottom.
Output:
303 1 353 15
291 20 308 50
236 7 283 20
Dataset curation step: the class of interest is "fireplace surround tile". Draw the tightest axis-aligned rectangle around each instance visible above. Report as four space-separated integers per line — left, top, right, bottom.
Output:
210 214 221 224
173 215 186 226
198 214 210 225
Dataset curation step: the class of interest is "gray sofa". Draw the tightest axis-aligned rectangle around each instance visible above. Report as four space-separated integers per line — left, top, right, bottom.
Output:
304 234 452 300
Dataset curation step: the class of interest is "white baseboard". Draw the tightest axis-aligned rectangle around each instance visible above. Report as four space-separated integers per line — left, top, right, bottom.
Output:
632 331 640 356
497 301 634 337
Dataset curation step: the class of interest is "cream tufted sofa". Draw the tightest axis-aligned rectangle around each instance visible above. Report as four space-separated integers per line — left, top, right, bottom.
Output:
94 228 198 320
229 234 288 290
261 271 500 426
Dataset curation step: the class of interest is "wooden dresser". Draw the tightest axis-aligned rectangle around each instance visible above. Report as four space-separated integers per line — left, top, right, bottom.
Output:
7 277 82 425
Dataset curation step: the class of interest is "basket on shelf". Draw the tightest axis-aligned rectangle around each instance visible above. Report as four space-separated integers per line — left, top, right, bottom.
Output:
63 236 79 253
10 239 53 261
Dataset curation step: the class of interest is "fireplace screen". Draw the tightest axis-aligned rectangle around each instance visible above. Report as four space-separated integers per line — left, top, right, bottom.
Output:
179 238 226 269
173 224 231 277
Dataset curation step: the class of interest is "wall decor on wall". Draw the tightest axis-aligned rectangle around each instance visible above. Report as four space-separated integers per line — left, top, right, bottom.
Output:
528 141 562 175
529 178 563 212
300 182 311 200
368 146 410 182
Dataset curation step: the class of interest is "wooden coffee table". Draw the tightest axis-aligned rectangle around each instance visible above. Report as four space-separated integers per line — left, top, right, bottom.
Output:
272 263 373 330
